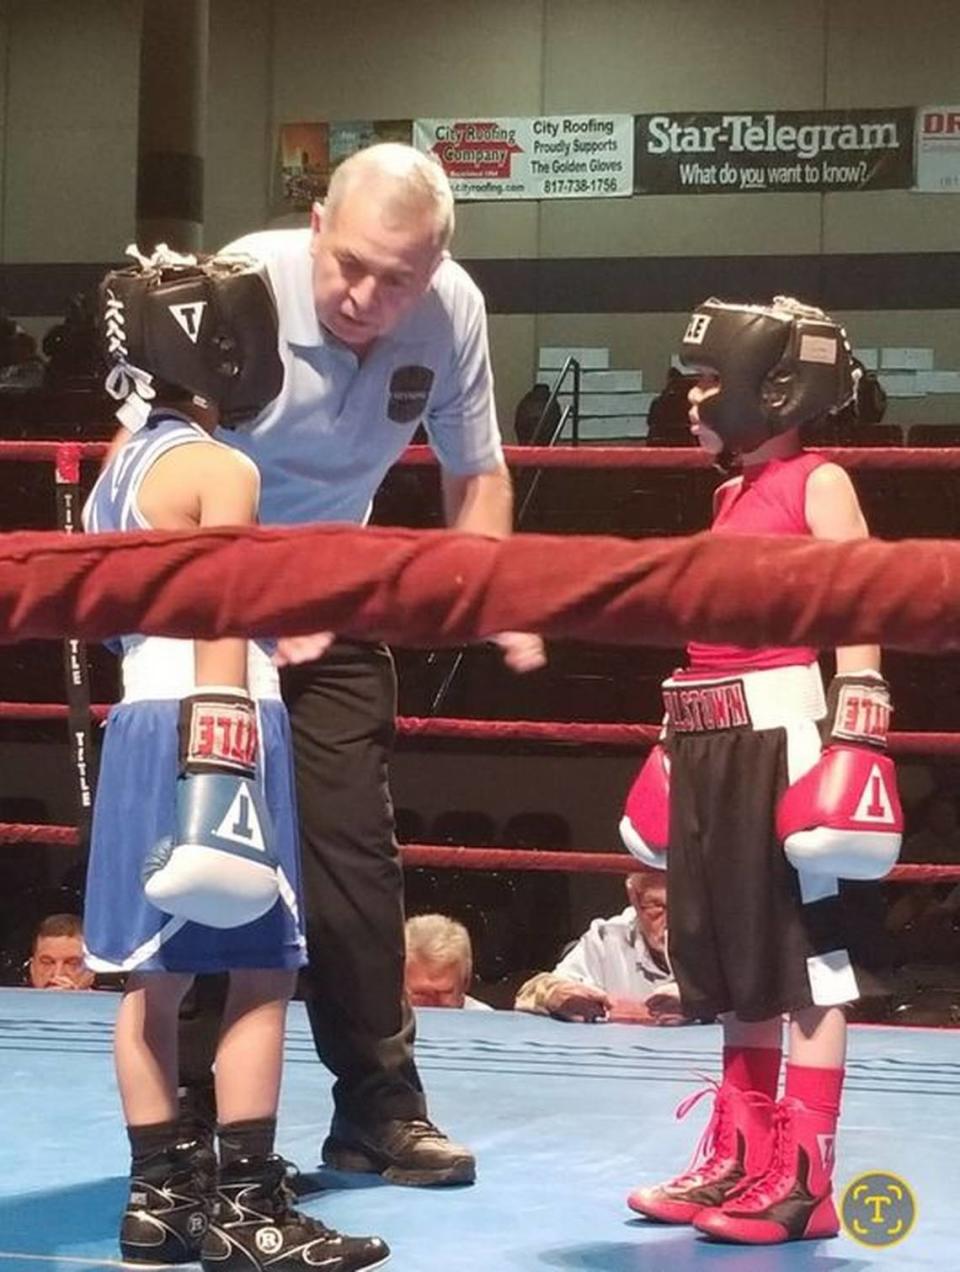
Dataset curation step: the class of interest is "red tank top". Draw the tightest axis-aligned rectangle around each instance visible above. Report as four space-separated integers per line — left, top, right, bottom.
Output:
685 450 828 675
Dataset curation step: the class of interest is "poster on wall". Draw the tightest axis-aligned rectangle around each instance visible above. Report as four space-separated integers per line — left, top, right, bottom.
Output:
914 106 960 192
413 115 634 200
634 108 914 194
279 120 412 208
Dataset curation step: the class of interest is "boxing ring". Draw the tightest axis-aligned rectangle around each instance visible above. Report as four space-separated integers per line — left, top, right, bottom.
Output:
1 992 957 1270
1 440 960 1269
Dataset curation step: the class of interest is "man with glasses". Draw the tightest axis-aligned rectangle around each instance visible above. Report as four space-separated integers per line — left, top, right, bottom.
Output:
515 872 689 1024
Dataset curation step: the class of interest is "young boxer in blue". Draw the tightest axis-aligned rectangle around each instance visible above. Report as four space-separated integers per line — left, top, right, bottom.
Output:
84 248 389 1272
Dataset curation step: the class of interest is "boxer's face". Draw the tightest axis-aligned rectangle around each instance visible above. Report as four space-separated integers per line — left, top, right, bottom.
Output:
688 374 723 454
310 187 442 352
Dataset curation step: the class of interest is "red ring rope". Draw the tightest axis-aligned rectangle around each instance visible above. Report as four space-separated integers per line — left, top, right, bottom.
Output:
6 440 960 470
4 703 960 758
0 822 954 886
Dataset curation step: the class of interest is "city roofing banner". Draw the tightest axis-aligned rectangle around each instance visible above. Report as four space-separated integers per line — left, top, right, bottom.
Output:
915 106 960 193
634 108 914 195
413 115 634 200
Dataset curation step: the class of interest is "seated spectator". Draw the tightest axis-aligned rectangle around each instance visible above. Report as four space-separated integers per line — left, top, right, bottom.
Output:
646 368 698 445
0 309 44 390
514 871 690 1024
42 292 99 386
28 913 94 990
404 913 493 1010
849 357 888 426
514 382 560 445
805 356 889 445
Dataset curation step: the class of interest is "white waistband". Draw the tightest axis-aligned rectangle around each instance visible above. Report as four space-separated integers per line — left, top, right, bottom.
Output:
663 662 826 733
121 637 281 702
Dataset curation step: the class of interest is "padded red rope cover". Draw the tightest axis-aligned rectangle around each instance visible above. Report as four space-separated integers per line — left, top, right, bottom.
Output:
3 524 960 652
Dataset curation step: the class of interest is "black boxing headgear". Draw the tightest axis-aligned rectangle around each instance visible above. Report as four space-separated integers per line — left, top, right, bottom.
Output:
679 296 857 453
100 245 283 430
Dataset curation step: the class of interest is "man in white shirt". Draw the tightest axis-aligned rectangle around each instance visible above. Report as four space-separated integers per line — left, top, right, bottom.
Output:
187 144 543 1188
515 872 690 1024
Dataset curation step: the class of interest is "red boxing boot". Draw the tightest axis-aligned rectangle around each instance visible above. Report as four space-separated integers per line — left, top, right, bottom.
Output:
627 1081 775 1224
694 1096 840 1244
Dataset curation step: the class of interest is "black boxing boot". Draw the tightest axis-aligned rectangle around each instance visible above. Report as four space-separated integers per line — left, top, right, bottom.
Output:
201 1154 390 1271
120 1138 215 1263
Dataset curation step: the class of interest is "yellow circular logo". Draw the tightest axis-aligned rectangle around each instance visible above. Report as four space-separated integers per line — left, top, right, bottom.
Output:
841 1171 917 1247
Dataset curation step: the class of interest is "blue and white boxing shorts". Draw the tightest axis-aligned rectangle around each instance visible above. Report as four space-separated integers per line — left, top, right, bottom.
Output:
84 640 306 974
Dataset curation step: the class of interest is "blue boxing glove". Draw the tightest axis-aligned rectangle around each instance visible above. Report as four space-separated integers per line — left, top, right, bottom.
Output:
143 689 280 928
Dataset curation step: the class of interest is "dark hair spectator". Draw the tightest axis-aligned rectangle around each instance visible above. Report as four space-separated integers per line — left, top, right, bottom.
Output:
806 357 889 445
514 382 560 445
850 359 888 426
28 912 94 990
42 291 99 386
646 367 698 445
0 309 44 390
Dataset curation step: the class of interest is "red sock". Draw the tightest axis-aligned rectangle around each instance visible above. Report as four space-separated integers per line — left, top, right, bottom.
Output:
784 1062 844 1119
723 1046 781 1099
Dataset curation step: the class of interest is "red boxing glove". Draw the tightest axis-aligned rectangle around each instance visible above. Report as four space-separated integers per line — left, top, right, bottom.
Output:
619 744 670 870
777 673 903 880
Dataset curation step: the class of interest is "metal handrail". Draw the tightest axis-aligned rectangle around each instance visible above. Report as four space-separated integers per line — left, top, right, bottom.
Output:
516 403 573 526
525 355 581 447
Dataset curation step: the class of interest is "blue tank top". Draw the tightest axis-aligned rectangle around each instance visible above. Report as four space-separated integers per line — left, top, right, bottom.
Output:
83 411 219 665
83 410 208 535
82 412 277 694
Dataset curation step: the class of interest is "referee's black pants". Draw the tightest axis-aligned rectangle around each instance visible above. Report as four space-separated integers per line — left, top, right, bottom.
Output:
280 640 426 1126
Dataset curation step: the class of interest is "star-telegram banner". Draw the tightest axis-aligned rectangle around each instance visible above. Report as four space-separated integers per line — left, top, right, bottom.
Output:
634 108 914 195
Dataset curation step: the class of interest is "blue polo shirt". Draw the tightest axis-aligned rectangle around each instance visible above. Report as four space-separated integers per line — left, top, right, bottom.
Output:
216 228 503 526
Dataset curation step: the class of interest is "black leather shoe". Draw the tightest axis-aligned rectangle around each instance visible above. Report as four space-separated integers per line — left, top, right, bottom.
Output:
322 1117 476 1187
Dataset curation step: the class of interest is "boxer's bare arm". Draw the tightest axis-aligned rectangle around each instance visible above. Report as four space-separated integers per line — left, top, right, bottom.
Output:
138 441 259 688
805 461 879 674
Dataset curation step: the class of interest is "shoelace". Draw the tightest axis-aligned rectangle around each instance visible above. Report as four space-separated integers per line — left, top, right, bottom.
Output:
725 1101 796 1210
401 1118 443 1141
658 1077 732 1187
667 1079 774 1189
264 1159 337 1238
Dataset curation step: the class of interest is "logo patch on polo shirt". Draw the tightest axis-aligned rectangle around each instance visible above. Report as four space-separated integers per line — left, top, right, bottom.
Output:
387 365 434 424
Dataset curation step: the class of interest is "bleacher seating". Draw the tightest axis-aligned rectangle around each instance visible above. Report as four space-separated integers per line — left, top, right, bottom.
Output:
907 424 960 447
